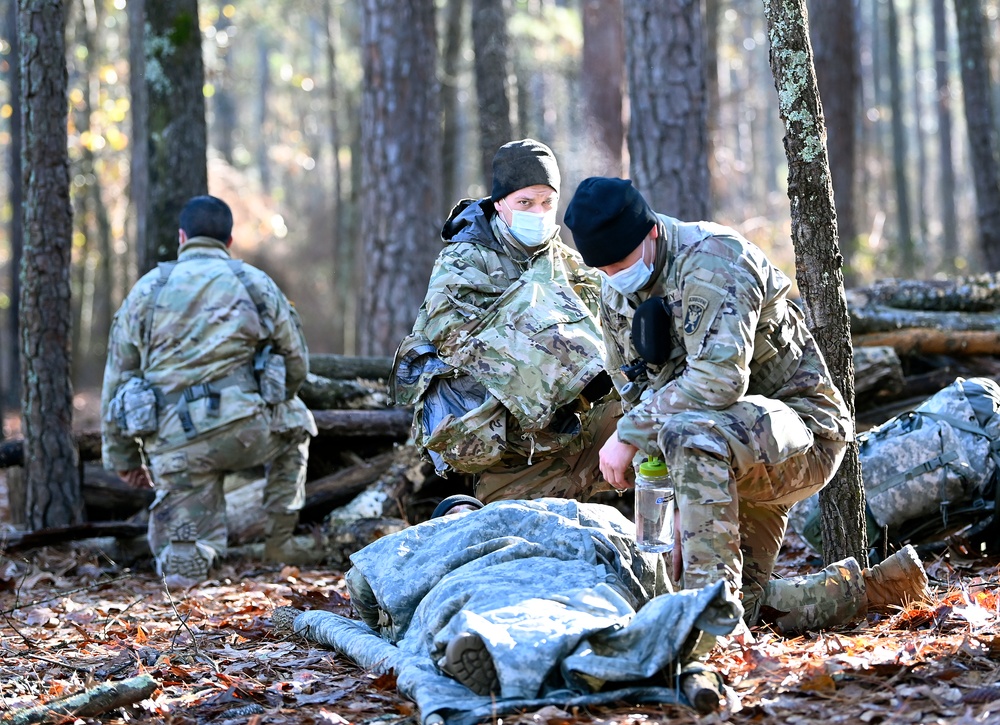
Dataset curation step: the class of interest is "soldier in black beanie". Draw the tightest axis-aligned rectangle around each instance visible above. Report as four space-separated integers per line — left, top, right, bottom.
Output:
390 143 619 505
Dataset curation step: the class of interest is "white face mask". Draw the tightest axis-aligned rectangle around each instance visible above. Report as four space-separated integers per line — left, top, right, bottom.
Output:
605 239 653 294
502 200 558 247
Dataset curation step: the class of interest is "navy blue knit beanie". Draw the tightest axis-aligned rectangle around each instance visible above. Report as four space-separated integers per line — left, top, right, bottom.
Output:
564 177 658 267
490 139 561 202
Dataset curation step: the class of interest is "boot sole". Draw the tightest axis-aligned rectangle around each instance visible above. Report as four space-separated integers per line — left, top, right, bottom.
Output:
443 632 499 696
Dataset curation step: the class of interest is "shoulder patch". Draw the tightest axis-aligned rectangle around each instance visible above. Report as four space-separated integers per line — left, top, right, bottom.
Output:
683 295 708 335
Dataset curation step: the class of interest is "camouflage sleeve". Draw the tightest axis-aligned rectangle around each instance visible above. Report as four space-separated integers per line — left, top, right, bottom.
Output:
263 275 310 395
101 297 144 471
616 251 763 452
421 243 506 347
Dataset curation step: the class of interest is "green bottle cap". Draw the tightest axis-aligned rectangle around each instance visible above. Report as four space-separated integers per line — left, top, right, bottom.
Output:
638 457 668 477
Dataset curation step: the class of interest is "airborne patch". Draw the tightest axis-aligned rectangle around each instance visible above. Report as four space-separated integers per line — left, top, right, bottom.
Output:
683 295 708 335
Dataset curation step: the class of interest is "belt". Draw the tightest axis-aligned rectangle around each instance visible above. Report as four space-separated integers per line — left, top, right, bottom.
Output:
158 366 258 439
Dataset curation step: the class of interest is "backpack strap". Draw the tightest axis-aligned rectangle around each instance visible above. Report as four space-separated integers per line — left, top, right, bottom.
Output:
226 259 273 337
144 262 178 348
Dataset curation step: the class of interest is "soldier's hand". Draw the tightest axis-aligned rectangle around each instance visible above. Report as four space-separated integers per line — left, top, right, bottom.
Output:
118 468 152 489
599 435 638 490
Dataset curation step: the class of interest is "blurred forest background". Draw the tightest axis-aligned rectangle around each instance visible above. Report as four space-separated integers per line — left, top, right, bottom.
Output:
0 0 999 423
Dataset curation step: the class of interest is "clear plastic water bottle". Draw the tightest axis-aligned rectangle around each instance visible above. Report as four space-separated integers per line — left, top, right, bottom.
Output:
634 457 675 553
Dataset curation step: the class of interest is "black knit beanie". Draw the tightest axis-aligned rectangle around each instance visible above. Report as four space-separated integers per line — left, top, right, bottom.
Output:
490 139 561 202
564 177 658 267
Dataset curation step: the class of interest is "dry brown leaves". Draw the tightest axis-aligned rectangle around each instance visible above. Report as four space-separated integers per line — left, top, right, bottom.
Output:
0 539 997 725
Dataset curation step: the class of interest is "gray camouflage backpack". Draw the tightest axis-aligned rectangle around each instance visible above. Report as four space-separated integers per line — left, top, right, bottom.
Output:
794 376 1000 557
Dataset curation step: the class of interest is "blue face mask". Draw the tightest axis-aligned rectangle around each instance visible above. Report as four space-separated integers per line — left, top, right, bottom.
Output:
501 200 558 247
605 240 652 294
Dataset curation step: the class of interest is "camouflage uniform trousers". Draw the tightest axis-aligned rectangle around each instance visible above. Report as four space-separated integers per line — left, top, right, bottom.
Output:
656 394 847 623
146 412 309 577
475 400 619 504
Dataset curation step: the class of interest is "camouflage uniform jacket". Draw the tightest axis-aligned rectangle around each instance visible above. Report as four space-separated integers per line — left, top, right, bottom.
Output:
101 236 314 471
393 198 606 469
603 214 854 453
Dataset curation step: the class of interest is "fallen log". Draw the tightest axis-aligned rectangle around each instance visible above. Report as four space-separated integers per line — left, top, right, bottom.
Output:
854 329 1000 357
0 673 158 725
1 522 147 551
313 408 412 439
0 431 101 468
857 274 1000 312
298 373 386 410
848 297 1000 334
852 345 904 397
308 354 393 381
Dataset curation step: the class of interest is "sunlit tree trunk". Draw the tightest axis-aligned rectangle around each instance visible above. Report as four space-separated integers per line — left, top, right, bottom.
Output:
624 0 708 221
359 0 441 356
581 0 625 176
887 0 914 276
211 1 236 164
471 0 512 188
255 35 271 194
809 0 859 285
763 0 866 567
953 0 1000 271
704 0 720 211
909 0 929 270
127 0 148 280
933 0 959 271
19 0 83 528
142 0 207 270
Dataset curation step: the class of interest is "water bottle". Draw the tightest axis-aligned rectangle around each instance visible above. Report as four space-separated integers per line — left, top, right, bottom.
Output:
634 457 675 553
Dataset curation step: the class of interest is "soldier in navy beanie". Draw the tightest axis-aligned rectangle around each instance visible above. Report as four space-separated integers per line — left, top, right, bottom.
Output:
564 177 658 268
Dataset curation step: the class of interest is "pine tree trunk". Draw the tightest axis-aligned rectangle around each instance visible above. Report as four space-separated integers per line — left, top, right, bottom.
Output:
581 0 625 176
953 0 1000 271
359 0 442 356
143 0 208 270
624 0 709 221
762 0 867 566
471 0 513 187
932 0 960 271
19 0 83 528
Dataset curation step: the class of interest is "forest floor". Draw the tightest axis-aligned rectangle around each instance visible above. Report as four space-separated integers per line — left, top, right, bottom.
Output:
1 392 999 724
1 490 998 725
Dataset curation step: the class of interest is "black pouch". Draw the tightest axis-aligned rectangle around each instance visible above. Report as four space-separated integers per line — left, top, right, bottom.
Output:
632 296 672 365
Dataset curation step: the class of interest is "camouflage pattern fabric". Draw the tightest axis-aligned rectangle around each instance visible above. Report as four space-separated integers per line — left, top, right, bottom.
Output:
101 236 315 572
395 198 613 491
761 557 866 634
476 400 620 503
599 215 854 625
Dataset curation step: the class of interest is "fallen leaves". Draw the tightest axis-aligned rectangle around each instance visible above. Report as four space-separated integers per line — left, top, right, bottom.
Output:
0 541 998 724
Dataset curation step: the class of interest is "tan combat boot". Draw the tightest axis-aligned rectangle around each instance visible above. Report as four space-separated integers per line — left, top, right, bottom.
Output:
263 512 325 566
861 544 930 609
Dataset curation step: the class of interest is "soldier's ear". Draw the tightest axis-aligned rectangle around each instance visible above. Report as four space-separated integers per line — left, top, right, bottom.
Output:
225 236 234 248
178 229 188 246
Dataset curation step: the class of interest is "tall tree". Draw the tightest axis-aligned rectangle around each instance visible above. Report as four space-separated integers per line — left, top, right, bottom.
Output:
953 0 1000 270
359 0 442 356
933 0 959 271
19 0 83 528
809 0 860 285
4 0 22 409
471 0 513 187
762 0 866 566
127 0 148 279
623 0 708 221
440 0 465 204
581 0 625 176
886 0 914 275
141 0 208 271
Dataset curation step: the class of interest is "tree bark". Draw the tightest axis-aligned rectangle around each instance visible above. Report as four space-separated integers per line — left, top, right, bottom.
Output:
854 329 1000 358
763 0 867 566
312 408 412 439
623 0 709 221
359 0 442 356
0 673 157 725
471 0 513 187
933 0 960 272
19 0 84 528
143 0 208 271
308 354 393 380
953 0 1000 271
581 0 625 176
886 0 915 276
4 0 22 410
809 0 859 285
127 0 149 278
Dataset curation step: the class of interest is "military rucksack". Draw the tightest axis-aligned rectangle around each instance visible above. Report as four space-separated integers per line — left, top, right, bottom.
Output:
793 376 1000 557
